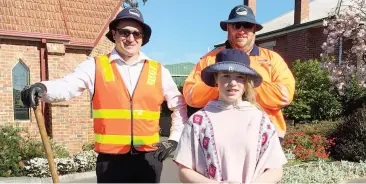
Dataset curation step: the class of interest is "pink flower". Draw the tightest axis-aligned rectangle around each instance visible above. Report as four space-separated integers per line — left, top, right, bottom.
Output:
261 133 268 145
193 115 203 125
203 137 210 150
208 164 216 178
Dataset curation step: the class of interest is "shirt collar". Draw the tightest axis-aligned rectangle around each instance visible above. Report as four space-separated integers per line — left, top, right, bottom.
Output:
250 45 260 56
109 48 150 65
224 40 260 56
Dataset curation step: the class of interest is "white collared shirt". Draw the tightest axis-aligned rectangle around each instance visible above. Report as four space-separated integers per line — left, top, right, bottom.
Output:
41 48 188 142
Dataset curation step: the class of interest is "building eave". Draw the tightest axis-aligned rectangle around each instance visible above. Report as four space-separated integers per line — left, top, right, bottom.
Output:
256 18 325 41
214 18 327 48
0 30 71 43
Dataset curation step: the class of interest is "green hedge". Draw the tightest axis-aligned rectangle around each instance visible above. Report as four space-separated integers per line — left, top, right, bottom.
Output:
283 59 342 122
0 124 70 177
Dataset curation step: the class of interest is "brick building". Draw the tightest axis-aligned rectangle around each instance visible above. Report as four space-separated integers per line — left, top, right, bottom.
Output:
215 0 352 66
0 0 124 154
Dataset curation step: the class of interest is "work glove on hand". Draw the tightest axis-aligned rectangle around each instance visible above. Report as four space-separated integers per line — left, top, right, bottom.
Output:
153 140 178 162
21 83 47 108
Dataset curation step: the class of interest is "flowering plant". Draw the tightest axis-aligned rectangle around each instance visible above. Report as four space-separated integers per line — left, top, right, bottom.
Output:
322 0 366 58
283 131 335 161
321 0 366 93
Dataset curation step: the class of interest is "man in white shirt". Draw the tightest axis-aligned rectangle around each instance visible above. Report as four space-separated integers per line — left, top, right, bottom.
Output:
21 7 188 183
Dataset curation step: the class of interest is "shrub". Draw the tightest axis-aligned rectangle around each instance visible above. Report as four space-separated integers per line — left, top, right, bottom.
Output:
82 141 94 151
24 157 78 177
287 121 341 137
21 138 69 160
74 150 97 172
56 158 78 175
283 131 335 161
20 138 45 161
23 150 97 177
283 59 342 122
51 141 70 158
0 124 70 177
23 158 50 177
0 124 25 177
328 108 366 162
282 160 366 183
340 75 366 116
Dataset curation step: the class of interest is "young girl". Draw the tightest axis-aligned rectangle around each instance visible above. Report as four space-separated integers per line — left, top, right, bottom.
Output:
173 49 287 183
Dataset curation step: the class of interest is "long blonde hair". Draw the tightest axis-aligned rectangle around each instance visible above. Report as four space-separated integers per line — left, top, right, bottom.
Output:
242 76 263 111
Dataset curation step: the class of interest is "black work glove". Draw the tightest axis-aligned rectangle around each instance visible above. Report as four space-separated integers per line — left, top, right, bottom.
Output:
153 140 178 162
21 83 47 108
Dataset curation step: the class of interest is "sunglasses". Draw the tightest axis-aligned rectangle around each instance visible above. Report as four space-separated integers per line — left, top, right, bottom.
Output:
231 22 255 30
116 29 144 38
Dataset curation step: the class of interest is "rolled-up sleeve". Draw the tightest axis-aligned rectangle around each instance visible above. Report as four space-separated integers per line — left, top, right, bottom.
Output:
41 57 95 103
161 66 188 142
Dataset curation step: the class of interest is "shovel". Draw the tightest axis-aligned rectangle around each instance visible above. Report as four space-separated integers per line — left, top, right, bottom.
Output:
33 102 60 183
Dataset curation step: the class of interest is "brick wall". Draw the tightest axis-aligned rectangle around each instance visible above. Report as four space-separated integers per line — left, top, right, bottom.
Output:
90 30 115 57
256 26 355 67
46 46 92 153
0 28 115 154
0 39 43 140
257 26 327 67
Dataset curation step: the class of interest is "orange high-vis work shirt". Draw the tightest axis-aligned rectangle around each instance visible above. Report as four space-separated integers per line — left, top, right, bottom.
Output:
92 54 165 154
183 45 295 138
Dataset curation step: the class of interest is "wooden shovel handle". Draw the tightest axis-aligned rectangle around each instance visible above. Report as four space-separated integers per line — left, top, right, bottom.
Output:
33 104 59 183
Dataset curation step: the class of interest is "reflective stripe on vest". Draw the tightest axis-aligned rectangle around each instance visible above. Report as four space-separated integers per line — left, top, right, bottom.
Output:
93 109 160 120
100 55 115 82
94 132 159 145
92 54 164 154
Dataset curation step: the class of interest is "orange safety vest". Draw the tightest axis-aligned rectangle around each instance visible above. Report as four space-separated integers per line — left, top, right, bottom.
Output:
92 54 165 154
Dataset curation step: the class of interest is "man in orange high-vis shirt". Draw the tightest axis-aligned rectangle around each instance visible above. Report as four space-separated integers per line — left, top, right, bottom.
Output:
21 7 188 183
183 5 295 142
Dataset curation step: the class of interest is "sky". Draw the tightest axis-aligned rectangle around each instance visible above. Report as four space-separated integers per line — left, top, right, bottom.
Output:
137 0 295 65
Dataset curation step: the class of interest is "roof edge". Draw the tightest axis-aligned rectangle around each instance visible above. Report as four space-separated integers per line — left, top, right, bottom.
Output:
0 30 71 42
92 0 124 47
214 18 325 48
256 18 325 40
58 0 71 36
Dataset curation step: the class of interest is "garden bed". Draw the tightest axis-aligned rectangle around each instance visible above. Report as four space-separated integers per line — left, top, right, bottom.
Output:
282 160 366 183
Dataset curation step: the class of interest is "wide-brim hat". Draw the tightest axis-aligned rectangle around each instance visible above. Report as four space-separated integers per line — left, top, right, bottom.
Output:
220 5 263 32
201 49 262 87
105 7 151 46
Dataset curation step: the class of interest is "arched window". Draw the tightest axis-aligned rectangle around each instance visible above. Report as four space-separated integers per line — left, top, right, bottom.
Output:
12 61 30 120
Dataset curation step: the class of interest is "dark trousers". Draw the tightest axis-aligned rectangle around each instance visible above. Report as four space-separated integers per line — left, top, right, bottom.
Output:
96 151 163 183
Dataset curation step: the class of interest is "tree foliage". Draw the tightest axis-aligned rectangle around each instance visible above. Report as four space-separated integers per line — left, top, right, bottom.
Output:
124 0 148 8
322 0 366 58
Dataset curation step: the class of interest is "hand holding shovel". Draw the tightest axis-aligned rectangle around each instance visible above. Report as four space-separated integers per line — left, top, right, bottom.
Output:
21 83 59 183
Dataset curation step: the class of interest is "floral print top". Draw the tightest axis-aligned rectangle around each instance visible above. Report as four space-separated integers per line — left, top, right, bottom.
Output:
173 100 287 183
